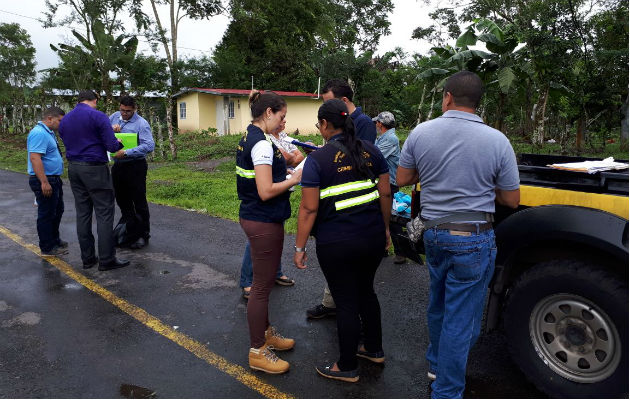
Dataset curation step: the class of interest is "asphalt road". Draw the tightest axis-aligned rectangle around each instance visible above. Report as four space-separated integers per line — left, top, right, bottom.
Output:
0 168 545 398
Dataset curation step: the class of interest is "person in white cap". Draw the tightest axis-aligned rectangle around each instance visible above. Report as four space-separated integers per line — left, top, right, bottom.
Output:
373 111 405 264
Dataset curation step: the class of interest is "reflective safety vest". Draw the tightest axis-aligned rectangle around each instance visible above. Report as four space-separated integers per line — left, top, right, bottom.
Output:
307 138 386 243
236 124 291 223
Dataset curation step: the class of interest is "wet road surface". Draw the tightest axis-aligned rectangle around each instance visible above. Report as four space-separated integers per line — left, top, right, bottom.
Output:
0 169 545 398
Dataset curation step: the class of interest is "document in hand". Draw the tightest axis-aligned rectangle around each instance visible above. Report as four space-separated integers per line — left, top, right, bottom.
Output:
109 133 138 159
548 157 629 174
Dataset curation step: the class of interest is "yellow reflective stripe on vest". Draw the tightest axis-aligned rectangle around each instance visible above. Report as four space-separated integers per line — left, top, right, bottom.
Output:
335 190 379 211
320 179 377 199
236 166 256 178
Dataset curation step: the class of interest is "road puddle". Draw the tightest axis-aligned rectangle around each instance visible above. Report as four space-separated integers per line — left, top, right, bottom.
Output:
120 384 156 398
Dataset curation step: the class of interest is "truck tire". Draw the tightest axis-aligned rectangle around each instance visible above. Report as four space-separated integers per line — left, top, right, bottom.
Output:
503 260 628 398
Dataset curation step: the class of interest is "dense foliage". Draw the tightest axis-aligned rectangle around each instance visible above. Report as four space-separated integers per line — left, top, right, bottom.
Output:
0 0 627 157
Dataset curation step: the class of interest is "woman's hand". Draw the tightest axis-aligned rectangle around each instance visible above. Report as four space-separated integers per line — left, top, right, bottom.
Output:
288 168 302 185
294 251 307 269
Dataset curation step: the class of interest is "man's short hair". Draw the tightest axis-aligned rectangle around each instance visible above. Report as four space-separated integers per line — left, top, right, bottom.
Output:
42 106 65 120
119 95 137 108
322 79 354 102
443 71 484 109
77 90 99 102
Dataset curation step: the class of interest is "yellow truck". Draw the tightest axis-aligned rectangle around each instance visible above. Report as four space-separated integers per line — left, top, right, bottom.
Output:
391 153 628 398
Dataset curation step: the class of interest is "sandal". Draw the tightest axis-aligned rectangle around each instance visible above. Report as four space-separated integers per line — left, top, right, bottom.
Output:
275 276 295 286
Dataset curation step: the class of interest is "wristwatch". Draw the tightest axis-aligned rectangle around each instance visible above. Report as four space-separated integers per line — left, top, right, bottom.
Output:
294 246 306 253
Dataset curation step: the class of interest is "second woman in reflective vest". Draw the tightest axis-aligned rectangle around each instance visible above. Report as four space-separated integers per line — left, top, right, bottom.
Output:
294 98 392 382
236 90 302 374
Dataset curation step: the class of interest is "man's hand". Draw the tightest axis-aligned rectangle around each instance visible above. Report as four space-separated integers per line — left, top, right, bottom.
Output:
113 149 126 159
294 251 307 269
41 181 52 197
112 124 121 133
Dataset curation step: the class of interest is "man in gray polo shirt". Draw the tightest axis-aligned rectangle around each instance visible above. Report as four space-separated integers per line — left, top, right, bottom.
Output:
397 71 520 399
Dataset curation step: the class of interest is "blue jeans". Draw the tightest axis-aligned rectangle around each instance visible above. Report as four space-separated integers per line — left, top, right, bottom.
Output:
239 242 284 288
29 176 65 252
423 226 496 399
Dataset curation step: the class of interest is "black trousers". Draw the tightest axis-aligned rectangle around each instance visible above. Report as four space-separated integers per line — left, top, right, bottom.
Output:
316 232 385 371
111 158 150 240
390 184 404 256
67 162 116 264
29 175 64 252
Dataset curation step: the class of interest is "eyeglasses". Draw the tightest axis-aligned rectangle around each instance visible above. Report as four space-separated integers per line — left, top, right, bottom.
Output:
315 121 321 129
120 108 135 114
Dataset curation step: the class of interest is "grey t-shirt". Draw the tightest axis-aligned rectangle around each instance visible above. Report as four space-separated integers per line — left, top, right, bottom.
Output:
399 110 520 220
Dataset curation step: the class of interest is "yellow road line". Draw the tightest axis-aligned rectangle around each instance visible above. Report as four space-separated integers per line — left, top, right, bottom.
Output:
0 225 293 399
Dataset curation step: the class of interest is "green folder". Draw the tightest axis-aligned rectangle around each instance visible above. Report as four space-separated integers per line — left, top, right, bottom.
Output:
110 133 138 158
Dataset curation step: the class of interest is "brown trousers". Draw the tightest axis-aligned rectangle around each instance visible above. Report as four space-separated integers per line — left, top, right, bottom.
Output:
240 218 285 348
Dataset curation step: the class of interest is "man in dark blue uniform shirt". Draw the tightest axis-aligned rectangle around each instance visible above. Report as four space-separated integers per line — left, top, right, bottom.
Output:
59 90 129 271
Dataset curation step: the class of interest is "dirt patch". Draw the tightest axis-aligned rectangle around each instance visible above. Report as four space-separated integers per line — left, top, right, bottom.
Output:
188 157 232 172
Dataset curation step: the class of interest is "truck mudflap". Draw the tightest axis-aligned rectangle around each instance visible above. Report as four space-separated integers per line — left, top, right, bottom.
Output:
389 213 424 265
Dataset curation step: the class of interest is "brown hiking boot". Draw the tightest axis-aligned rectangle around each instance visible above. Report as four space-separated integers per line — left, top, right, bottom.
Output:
249 346 290 374
265 326 295 351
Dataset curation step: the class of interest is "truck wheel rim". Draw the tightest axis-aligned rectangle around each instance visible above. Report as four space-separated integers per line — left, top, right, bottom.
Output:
529 293 621 383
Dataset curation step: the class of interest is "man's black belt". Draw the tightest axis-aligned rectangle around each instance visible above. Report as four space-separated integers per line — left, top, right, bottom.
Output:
45 175 61 178
436 222 493 233
68 161 107 166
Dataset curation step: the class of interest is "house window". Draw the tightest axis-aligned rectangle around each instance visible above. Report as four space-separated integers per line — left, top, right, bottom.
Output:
179 102 186 119
228 101 235 119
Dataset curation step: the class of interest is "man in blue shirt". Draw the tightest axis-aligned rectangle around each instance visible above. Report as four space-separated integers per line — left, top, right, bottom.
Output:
109 96 155 249
320 79 377 143
373 111 405 264
59 90 129 271
27 107 67 256
306 78 378 319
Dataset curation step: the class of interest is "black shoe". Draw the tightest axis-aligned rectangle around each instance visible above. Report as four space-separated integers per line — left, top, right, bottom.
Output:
98 258 130 271
315 364 359 383
393 255 406 264
306 304 336 319
57 239 69 249
129 237 148 249
356 347 385 363
41 246 69 256
82 257 98 269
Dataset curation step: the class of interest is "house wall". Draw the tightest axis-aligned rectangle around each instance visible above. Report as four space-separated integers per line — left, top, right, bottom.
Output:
284 97 322 135
198 93 217 132
177 92 199 133
176 92 322 135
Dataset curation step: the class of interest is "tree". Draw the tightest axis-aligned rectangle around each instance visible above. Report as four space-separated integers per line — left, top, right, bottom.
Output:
0 23 37 135
144 0 223 160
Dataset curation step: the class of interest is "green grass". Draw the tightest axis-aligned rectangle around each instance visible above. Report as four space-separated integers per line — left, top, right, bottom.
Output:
2 128 627 235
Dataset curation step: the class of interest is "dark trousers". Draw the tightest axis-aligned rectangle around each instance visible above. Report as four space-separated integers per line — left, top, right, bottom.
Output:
112 158 150 240
68 162 116 264
29 175 64 252
240 218 285 348
390 184 404 256
316 233 385 371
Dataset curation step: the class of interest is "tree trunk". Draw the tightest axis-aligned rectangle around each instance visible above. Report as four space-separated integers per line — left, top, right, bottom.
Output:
576 116 585 152
621 96 628 144
495 92 506 132
19 104 26 135
150 107 166 159
416 84 426 126
427 85 437 120
531 86 549 147
166 95 177 160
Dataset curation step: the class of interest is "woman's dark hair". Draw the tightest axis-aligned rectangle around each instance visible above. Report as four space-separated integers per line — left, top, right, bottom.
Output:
318 99 373 180
249 90 286 121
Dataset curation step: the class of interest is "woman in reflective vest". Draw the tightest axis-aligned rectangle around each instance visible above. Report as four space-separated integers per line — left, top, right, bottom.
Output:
294 98 392 382
236 90 302 374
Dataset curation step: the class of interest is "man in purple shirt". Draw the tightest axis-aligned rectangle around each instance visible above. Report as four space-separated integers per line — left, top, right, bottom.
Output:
59 90 129 271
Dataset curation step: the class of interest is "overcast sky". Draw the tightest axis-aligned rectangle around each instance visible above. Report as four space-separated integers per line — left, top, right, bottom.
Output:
0 0 438 80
